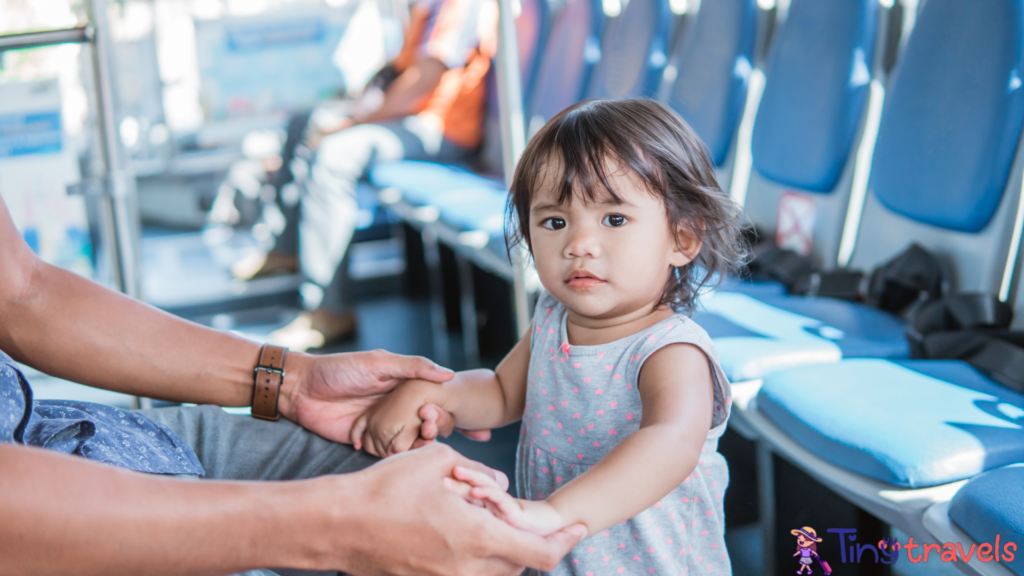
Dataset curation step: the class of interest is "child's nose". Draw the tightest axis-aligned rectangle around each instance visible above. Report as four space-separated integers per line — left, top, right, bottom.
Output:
564 226 602 259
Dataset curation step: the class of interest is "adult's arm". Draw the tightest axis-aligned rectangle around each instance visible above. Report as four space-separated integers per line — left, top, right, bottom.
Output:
357 56 448 124
0 193 453 443
315 55 447 141
0 442 586 576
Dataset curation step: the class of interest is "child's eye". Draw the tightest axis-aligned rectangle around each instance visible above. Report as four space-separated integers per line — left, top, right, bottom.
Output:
602 214 627 227
542 218 566 230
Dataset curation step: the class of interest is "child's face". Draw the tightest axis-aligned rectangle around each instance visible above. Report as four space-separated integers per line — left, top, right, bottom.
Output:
528 158 696 322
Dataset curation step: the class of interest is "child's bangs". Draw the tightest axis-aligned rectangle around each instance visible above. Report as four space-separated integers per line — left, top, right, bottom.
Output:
532 123 664 209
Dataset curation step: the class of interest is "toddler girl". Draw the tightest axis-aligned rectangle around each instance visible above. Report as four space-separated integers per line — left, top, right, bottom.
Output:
351 98 745 575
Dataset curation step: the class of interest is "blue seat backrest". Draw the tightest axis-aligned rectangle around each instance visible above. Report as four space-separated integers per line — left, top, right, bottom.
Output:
526 0 604 131
585 0 671 100
665 0 757 167
517 0 550 100
870 0 1024 233
848 0 1024 294
751 0 877 192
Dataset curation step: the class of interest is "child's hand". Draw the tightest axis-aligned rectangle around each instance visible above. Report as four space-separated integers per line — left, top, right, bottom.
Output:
350 379 431 457
448 466 567 536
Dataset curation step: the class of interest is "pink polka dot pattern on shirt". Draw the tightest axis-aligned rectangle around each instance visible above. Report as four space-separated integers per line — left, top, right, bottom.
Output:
517 291 733 576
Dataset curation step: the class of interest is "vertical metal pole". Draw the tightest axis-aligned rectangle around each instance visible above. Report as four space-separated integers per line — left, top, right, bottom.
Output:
494 0 531 336
86 0 142 301
757 442 777 576
422 227 451 366
87 0 149 409
456 253 480 366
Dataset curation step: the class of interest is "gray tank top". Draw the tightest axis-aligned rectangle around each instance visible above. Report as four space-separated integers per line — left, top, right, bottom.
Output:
517 291 733 576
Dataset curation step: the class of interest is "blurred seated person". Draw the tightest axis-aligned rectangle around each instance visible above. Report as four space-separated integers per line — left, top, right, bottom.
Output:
233 0 498 351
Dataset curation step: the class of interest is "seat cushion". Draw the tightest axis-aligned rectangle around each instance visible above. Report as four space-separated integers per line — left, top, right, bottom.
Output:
693 291 906 381
716 276 787 298
435 190 508 235
368 161 504 206
758 359 1024 488
763 295 909 358
949 464 1024 574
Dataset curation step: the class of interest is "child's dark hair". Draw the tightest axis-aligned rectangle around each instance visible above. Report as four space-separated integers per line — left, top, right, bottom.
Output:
505 98 747 312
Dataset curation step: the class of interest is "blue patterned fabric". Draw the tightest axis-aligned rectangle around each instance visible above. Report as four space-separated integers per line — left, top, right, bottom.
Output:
0 348 203 475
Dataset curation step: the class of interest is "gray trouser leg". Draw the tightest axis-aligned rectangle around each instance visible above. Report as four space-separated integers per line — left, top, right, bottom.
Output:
301 116 473 314
140 405 378 576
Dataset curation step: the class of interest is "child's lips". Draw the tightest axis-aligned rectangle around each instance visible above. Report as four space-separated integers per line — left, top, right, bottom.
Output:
566 271 604 288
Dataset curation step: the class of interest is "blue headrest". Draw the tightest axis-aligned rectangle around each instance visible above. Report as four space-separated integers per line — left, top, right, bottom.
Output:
667 0 758 166
751 0 877 192
871 0 1024 233
585 0 671 99
527 0 604 127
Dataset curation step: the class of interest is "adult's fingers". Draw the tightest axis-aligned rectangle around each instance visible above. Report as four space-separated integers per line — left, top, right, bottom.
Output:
419 404 493 443
469 486 519 520
418 404 443 440
453 465 503 490
446 449 509 492
489 522 588 572
387 424 421 456
350 413 369 450
419 404 451 439
378 351 454 383
458 428 492 441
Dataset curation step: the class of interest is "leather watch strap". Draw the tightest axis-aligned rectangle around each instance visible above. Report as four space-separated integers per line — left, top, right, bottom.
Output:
252 344 288 420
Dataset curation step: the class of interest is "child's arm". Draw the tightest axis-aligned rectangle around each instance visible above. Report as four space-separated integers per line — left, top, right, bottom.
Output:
350 325 533 456
459 343 715 536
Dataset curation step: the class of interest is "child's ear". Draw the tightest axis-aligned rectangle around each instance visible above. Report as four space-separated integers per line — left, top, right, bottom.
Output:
670 226 702 267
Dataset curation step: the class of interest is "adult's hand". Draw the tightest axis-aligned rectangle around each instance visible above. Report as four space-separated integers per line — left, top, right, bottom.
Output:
322 442 586 575
279 350 455 443
413 403 492 449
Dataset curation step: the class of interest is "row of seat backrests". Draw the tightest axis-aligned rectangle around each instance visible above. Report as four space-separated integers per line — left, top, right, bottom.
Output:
693 0 1024 384
735 0 884 272
662 0 759 194
526 0 887 275
710 0 1024 301
523 0 672 137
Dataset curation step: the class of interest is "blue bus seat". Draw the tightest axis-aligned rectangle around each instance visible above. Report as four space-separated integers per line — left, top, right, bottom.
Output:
584 0 670 100
741 0 879 271
943 465 1024 575
664 0 757 192
697 0 1024 383
526 0 604 134
699 290 906 382
369 160 503 206
758 359 1024 488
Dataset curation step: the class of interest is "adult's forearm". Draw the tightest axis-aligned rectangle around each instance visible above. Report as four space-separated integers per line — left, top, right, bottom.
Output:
357 56 447 125
0 444 337 576
0 259 308 407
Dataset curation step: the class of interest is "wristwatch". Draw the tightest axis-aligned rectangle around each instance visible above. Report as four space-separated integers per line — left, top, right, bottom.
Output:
252 344 288 420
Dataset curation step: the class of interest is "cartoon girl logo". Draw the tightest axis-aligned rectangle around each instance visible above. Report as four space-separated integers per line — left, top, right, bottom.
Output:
792 526 831 575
